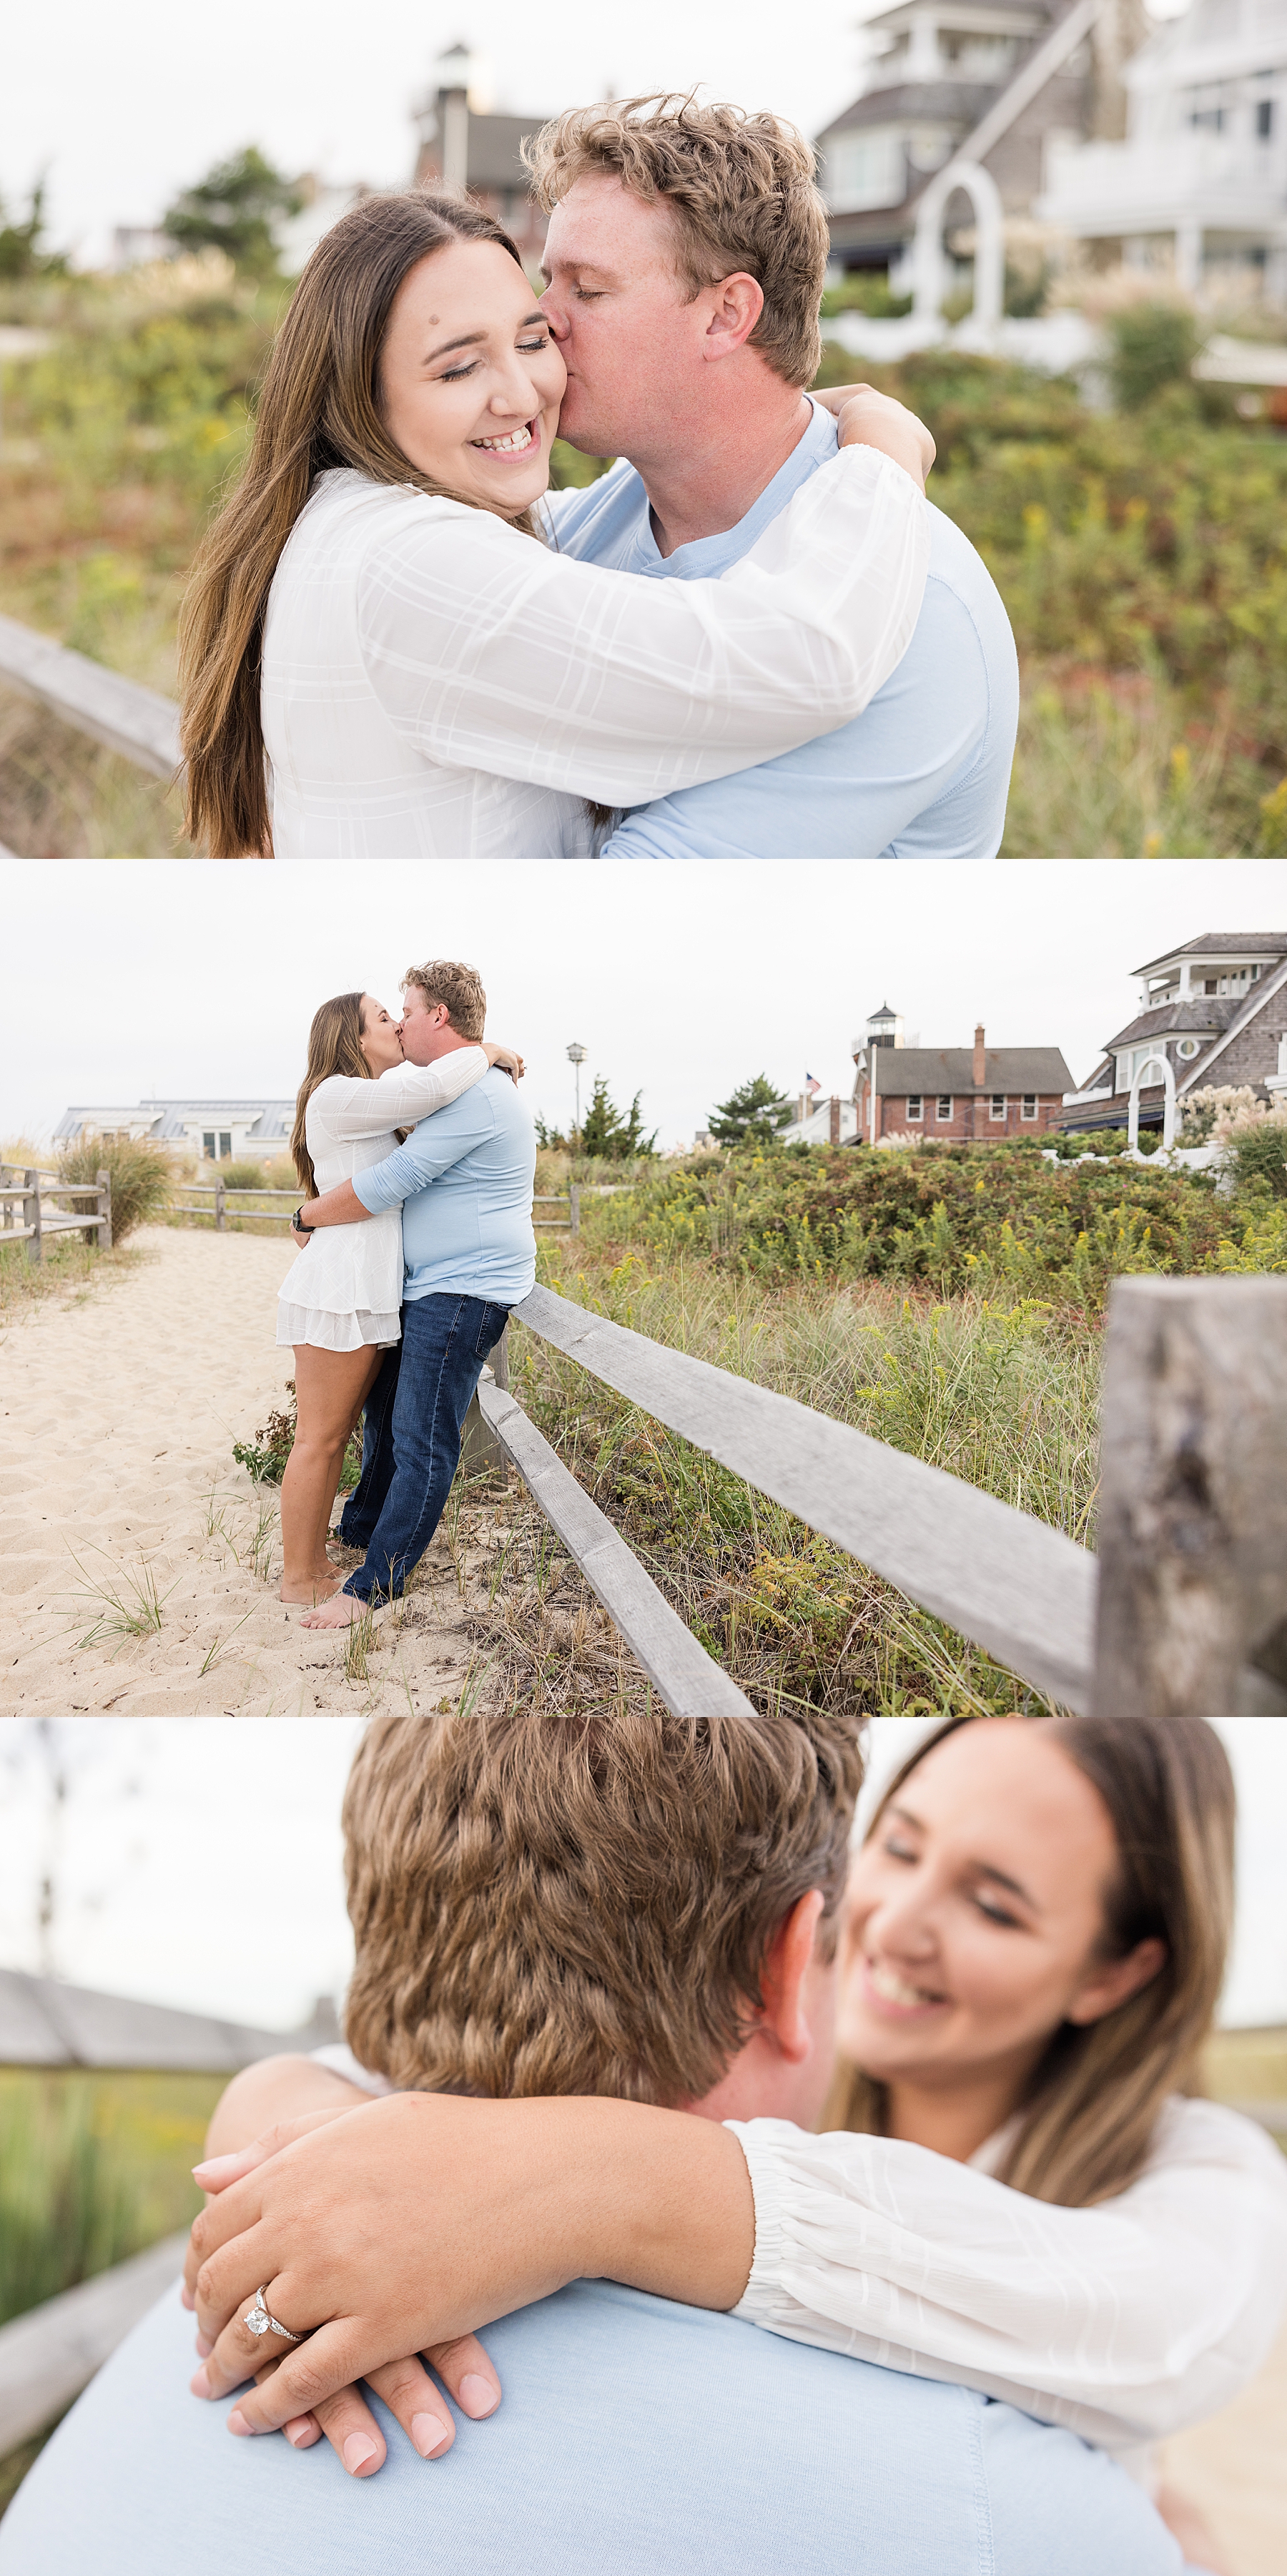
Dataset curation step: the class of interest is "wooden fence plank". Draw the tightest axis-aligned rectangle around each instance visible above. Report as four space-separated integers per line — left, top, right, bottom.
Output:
0 2233 189 2452
512 1285 1096 1710
0 609 180 780
477 1376 756 1719
1093 1277 1287 1716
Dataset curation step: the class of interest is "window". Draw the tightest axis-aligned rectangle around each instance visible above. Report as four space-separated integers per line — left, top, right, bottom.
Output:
823 129 904 213
1176 1036 1201 1060
989 1094 1006 1121
1021 1096 1037 1121
202 1132 217 1160
1257 99 1274 139
936 1095 952 1121
906 1094 923 1120
204 1129 232 1158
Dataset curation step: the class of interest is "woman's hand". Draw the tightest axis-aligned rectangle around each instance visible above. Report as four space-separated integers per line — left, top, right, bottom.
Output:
290 1209 314 1247
814 383 935 491
484 1041 525 1082
181 2092 751 2441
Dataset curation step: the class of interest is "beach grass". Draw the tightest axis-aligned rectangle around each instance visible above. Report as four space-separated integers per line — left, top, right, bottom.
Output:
0 2067 225 2331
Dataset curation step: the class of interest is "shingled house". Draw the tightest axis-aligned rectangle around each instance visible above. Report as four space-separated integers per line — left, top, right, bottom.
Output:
53 1101 295 1161
850 1003 1072 1144
413 44 548 262
1060 931 1287 1135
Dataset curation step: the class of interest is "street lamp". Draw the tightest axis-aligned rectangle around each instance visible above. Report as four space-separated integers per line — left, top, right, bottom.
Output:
566 1042 587 1139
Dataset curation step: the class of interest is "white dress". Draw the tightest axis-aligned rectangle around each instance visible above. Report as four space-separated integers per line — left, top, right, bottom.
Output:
260 448 930 858
275 1046 490 1352
310 2045 1287 2472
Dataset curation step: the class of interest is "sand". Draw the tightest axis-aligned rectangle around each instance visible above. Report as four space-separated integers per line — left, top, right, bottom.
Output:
0 1227 497 1716
1158 2312 1287 2576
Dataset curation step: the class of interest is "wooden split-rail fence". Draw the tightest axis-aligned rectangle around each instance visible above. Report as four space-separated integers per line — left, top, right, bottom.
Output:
0 608 181 855
0 1163 112 1261
462 1273 1287 1724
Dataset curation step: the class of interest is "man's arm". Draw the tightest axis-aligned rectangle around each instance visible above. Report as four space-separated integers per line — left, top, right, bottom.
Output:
293 1086 501 1242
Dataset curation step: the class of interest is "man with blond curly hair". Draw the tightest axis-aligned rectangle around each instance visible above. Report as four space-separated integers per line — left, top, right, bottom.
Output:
531 95 1017 860
287 958 534 1628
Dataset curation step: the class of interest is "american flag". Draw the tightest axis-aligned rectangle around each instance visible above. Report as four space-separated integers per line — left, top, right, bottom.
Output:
805 1073 822 1097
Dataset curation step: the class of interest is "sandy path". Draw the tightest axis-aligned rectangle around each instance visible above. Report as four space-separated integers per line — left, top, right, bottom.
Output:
1158 2312 1287 2576
0 1229 490 1716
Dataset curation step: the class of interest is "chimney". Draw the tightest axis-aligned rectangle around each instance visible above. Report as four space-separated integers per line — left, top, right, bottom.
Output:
829 1095 841 1147
972 1024 986 1088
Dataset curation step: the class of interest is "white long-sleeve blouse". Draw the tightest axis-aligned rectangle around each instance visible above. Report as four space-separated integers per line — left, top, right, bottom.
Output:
726 2099 1287 2474
260 446 929 859
275 1046 489 1351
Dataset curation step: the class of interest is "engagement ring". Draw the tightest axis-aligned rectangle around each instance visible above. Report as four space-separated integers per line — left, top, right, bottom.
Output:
244 2288 305 2345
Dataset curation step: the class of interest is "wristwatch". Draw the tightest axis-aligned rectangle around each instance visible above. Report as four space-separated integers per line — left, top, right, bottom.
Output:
293 1207 315 1232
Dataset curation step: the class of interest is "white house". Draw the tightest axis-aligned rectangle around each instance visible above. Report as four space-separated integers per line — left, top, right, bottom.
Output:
1037 0 1287 298
54 1100 295 1161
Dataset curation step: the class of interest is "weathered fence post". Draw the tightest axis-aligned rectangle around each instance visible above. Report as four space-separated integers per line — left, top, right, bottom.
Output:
215 1177 226 1233
98 1169 112 1252
23 1167 41 1267
492 1322 510 1391
569 1184 581 1235
1093 1276 1287 1716
460 1325 511 1485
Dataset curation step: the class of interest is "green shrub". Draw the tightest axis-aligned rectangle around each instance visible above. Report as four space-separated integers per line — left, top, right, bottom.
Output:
1219 1120 1287 1199
232 1380 362 1489
220 1159 265 1189
55 1136 169 1243
1105 302 1200 412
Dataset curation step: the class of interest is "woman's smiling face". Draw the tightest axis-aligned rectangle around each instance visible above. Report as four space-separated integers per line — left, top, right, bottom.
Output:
379 237 566 513
836 1719 1164 2101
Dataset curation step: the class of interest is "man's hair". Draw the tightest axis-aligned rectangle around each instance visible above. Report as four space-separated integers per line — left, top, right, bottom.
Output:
400 958 486 1041
342 1700 862 2103
526 94 829 390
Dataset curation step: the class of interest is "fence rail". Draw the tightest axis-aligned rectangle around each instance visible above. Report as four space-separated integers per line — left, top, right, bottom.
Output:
0 1166 112 1262
0 609 180 779
484 1275 1287 1721
172 1181 297 1230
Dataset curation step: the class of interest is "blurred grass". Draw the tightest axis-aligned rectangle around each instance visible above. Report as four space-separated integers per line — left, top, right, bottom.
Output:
0 2068 224 2328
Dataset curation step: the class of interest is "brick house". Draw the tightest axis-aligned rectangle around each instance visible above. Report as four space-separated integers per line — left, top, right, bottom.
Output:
413 45 548 265
850 1003 1072 1144
1060 931 1287 1135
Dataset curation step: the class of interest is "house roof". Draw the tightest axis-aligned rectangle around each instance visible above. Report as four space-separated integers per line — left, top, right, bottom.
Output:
818 81 997 138
54 1099 295 1144
869 1046 1072 1093
1103 1001 1240 1049
1133 931 1287 975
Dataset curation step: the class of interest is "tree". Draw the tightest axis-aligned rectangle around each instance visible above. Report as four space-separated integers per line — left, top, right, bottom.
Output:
0 177 66 280
708 1073 794 1148
580 1075 657 1161
533 1112 570 1150
162 147 302 280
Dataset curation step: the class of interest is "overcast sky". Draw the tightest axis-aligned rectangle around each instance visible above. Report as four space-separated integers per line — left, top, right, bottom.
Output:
0 1716 1281 2030
5 0 1188 268
5 860 1286 1153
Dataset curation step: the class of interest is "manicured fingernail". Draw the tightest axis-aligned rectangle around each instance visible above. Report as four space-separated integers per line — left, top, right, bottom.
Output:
459 2374 498 2417
342 2433 380 2475
285 2418 318 2448
190 2366 212 2399
228 2409 254 2437
411 2413 452 2459
194 2333 212 2358
180 2286 195 2310
192 2152 247 2183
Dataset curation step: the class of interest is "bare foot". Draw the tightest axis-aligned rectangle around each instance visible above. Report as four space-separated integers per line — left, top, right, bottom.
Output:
278 1572 345 1604
300 1591 370 1629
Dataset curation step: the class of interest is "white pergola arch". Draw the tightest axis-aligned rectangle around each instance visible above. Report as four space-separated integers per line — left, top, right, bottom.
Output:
1128 1052 1176 1153
912 158 1005 336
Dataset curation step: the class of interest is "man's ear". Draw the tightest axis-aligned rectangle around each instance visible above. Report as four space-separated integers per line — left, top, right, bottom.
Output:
1067 1936 1167 2027
701 270 765 362
756 1890 826 2063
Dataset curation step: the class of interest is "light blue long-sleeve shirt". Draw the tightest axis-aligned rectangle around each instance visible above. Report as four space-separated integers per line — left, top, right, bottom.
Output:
1 2279 1192 2576
352 1063 536 1306
546 402 1019 860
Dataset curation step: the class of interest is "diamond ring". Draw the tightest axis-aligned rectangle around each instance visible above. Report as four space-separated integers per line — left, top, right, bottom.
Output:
244 2287 305 2346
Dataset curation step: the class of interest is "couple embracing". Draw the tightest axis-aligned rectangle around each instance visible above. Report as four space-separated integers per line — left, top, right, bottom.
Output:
179 94 1016 861
275 958 532 1629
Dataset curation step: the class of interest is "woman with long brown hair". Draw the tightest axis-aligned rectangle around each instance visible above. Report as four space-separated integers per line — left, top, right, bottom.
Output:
275 988 521 1603
184 1711 1286 2567
177 187 932 858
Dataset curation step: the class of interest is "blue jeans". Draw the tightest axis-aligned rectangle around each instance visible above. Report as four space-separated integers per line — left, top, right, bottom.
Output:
337 1292 510 1604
